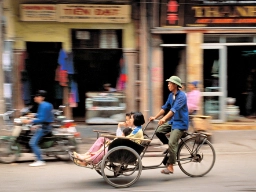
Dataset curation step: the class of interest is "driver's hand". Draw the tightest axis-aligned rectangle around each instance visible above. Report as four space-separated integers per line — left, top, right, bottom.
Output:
26 114 34 118
158 118 166 125
22 119 32 124
149 116 156 121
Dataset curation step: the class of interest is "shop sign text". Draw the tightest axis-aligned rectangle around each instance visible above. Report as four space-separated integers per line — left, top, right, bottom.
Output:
20 4 57 21
20 4 131 23
58 4 131 23
192 6 256 24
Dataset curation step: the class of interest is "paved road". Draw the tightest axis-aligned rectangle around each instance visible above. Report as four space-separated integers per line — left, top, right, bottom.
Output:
1 153 256 192
1 130 256 192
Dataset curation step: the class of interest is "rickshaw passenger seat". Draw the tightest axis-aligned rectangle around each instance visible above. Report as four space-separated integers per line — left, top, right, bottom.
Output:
107 138 145 164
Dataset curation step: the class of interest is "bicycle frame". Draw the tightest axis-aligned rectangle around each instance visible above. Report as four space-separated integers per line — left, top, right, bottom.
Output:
140 121 209 169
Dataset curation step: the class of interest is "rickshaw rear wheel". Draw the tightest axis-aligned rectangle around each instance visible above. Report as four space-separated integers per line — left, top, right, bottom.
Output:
101 146 142 188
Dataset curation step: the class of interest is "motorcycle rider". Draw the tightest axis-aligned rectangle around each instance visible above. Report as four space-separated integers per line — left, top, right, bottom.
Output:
22 90 54 167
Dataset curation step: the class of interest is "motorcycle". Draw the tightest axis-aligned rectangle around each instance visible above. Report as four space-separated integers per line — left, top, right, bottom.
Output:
0 116 78 164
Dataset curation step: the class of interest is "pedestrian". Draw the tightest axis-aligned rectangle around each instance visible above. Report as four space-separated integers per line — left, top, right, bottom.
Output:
149 76 189 174
22 90 54 167
187 81 201 115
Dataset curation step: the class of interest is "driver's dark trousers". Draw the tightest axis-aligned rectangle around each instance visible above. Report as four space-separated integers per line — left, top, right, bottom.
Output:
156 123 184 165
29 125 51 161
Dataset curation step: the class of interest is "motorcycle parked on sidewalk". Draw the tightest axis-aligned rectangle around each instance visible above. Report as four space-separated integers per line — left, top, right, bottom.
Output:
0 116 78 164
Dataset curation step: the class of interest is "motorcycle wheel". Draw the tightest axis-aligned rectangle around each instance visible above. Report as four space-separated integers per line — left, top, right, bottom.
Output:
55 138 77 161
0 139 19 164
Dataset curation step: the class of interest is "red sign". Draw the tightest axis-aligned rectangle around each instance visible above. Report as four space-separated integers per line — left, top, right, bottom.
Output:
166 0 179 25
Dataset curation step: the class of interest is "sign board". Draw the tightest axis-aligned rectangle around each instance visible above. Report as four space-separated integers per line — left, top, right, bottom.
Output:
162 0 256 27
20 4 57 21
184 0 256 27
58 4 131 23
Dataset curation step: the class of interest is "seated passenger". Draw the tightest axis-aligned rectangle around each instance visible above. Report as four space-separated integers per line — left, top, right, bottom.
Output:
116 112 134 136
73 112 145 166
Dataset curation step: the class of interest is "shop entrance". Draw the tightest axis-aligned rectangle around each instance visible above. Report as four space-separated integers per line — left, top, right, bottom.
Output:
202 43 256 121
202 45 226 122
227 46 256 117
161 34 187 102
25 42 62 111
163 47 185 102
71 29 124 120
72 49 123 118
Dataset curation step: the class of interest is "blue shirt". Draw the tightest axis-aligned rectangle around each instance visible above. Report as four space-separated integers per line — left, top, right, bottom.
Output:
162 90 189 130
32 101 54 124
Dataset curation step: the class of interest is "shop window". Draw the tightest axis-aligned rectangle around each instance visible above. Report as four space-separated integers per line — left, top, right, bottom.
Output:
204 35 255 43
161 34 186 44
204 35 220 43
72 29 122 49
226 36 254 43
203 96 220 120
99 30 118 48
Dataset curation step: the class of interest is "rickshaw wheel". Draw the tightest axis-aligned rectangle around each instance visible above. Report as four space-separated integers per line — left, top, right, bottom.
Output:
101 146 142 188
96 168 120 178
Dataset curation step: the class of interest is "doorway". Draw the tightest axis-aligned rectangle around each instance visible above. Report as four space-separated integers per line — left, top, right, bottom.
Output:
202 45 226 123
25 42 62 111
72 49 123 118
227 46 256 117
163 47 186 102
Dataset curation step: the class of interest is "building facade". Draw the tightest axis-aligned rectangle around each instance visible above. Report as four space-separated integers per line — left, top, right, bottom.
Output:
4 0 256 123
148 0 256 122
4 0 141 123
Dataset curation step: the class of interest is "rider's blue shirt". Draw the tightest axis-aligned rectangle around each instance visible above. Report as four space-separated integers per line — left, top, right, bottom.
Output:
162 90 189 130
32 101 54 124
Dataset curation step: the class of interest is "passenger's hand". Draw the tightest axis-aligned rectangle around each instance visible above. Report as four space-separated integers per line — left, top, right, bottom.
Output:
158 118 166 125
149 116 156 121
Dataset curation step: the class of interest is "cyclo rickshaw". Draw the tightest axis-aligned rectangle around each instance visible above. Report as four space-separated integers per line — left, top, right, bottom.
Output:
69 120 216 188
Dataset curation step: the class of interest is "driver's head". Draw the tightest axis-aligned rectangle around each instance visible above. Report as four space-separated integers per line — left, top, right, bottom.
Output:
34 90 47 103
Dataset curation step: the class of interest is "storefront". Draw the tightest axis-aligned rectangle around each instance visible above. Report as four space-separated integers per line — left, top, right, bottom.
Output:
151 0 256 122
9 1 137 123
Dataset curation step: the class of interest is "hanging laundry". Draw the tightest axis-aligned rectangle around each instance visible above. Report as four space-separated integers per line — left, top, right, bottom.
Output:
66 52 75 74
58 49 68 70
69 93 77 107
55 82 63 99
71 80 79 103
55 65 68 87
116 54 127 91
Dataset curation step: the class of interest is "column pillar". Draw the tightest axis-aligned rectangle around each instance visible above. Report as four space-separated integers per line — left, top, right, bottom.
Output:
186 32 203 112
151 34 163 115
186 32 203 83
13 51 24 112
0 1 5 125
123 49 137 113
140 0 149 120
